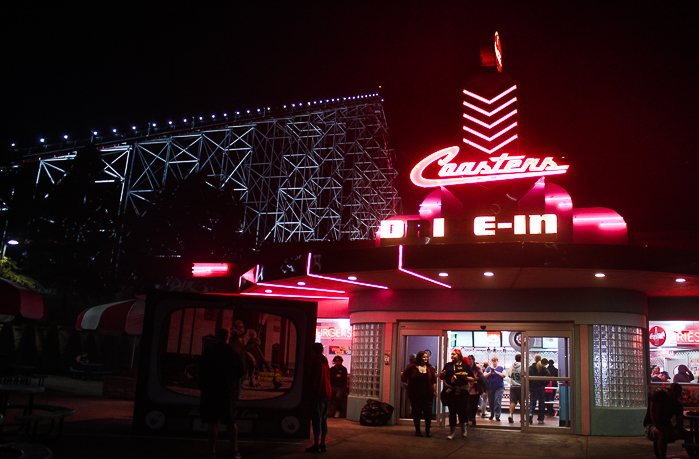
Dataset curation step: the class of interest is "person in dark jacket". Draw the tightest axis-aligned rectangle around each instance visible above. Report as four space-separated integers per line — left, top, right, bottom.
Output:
199 328 245 459
440 349 475 439
545 359 558 415
329 355 348 418
401 350 437 437
466 354 484 426
644 383 690 459
673 364 695 383
306 343 332 453
528 354 550 425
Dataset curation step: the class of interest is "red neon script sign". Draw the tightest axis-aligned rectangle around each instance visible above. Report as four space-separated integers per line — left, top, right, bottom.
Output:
410 146 569 188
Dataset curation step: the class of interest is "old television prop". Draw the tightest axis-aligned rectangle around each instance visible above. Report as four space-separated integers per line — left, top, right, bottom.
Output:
133 291 317 438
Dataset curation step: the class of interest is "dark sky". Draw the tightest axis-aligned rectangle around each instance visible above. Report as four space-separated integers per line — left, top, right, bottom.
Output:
4 2 699 233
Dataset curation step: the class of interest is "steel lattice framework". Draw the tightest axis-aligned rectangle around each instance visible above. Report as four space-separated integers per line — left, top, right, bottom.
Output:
32 99 400 244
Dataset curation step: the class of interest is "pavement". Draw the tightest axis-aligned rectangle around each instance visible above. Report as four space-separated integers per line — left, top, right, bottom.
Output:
0 376 691 459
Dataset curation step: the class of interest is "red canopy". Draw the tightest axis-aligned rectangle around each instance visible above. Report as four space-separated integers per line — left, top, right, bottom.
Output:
75 297 145 335
0 278 46 323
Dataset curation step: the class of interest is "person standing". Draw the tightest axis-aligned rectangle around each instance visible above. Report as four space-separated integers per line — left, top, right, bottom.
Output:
479 361 489 418
643 383 690 459
199 328 245 459
329 356 348 418
440 349 474 439
306 343 332 453
401 350 437 437
507 353 522 424
466 354 484 426
545 359 558 416
528 354 550 425
484 356 505 421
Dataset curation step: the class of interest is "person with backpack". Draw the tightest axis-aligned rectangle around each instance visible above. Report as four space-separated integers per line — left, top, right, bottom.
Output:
507 353 522 423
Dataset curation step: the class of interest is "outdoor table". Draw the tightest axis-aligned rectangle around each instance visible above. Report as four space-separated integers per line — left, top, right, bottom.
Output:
0 384 44 437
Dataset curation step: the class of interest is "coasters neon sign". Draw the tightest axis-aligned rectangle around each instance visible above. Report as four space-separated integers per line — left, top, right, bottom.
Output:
410 147 569 188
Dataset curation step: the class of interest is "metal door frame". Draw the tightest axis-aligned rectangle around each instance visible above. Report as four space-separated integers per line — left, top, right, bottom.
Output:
521 330 575 434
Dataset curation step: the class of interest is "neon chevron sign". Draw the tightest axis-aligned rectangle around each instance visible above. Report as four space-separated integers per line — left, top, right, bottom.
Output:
410 82 570 188
410 147 569 187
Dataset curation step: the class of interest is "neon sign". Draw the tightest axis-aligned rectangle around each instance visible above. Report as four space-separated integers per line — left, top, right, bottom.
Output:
676 329 699 347
410 147 569 188
379 213 558 242
316 327 352 339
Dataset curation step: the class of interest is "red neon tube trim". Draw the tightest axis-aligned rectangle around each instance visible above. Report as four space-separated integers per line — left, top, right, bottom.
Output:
192 263 231 277
463 97 517 117
463 135 518 154
241 292 350 300
398 246 451 288
463 110 518 129
463 122 517 142
256 282 346 294
306 253 389 289
463 85 517 105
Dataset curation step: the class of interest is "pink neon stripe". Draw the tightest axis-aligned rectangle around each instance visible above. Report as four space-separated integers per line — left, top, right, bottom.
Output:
463 110 517 129
398 246 451 288
463 97 517 117
463 85 517 104
463 122 517 142
257 282 345 294
241 292 350 300
306 253 389 290
463 135 518 154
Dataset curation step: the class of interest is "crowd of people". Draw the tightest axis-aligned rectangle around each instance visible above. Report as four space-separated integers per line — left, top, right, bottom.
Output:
400 349 562 439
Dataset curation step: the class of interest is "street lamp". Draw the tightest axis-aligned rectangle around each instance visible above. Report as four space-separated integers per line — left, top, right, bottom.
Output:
1 239 18 259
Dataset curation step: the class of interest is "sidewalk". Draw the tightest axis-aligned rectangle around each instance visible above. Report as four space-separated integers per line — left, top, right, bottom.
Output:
2 376 690 458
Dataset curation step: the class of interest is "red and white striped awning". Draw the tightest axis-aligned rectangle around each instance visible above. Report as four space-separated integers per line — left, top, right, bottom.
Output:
75 297 145 335
0 278 46 323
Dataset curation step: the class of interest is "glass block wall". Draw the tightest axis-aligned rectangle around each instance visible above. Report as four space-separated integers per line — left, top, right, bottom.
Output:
592 325 645 407
349 323 383 398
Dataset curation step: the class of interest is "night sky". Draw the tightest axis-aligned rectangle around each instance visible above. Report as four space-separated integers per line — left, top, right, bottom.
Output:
4 3 698 234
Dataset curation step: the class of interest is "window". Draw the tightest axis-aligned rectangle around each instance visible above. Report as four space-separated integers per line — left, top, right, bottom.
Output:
592 325 645 407
349 323 383 398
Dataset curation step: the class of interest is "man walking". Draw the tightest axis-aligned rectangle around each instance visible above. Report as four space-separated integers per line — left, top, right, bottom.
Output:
199 328 245 459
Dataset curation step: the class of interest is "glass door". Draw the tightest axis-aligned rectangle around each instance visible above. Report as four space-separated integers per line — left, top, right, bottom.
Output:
522 331 573 432
397 330 445 426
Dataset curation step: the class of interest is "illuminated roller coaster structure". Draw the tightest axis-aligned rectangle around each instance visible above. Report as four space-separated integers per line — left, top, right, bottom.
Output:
27 95 400 245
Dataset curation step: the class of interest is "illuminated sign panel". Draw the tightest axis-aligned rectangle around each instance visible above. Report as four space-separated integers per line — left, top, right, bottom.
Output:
378 214 558 246
676 329 699 347
649 326 667 346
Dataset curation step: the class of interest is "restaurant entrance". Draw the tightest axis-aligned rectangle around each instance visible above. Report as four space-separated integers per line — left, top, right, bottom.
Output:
397 322 574 433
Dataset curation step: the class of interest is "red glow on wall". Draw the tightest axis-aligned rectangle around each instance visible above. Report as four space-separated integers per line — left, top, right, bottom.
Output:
192 263 231 277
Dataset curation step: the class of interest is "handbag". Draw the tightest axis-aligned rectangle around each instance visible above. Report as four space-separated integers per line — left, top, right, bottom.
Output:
440 386 455 406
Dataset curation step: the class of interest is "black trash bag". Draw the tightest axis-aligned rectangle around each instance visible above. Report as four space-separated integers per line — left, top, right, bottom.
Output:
359 399 394 426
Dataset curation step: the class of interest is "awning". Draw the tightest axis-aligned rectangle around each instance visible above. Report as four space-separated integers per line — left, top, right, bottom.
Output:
0 278 47 323
75 297 145 335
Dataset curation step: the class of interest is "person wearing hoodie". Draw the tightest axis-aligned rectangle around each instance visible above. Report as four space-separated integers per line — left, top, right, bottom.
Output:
673 364 695 383
507 353 522 424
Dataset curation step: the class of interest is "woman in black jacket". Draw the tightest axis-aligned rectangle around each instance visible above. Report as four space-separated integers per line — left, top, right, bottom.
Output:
440 349 475 439
401 350 437 436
